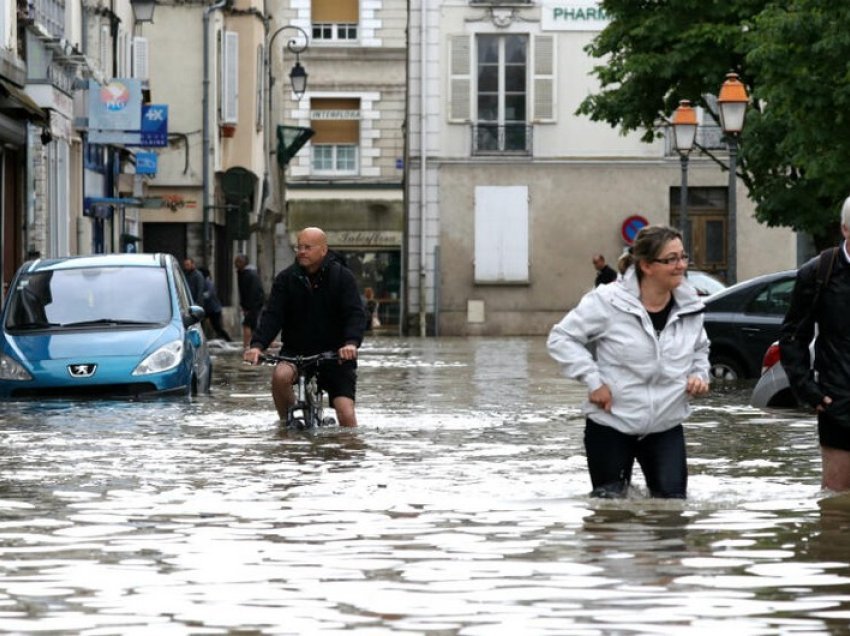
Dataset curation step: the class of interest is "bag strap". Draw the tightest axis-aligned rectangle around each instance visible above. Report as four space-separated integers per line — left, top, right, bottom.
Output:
793 246 839 340
812 246 839 311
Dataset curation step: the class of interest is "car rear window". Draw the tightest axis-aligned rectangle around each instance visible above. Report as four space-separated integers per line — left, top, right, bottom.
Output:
5 267 172 329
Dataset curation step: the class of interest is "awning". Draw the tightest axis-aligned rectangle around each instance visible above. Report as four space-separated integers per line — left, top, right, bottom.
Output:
0 78 48 125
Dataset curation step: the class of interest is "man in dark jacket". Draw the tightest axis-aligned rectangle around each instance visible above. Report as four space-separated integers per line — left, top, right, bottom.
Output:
234 254 266 348
780 197 850 491
592 254 617 287
243 227 365 426
183 257 206 305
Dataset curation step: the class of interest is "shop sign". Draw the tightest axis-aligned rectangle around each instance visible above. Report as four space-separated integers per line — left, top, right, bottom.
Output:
542 1 609 31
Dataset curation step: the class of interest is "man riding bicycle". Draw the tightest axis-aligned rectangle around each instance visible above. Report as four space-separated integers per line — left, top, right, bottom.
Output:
243 227 366 426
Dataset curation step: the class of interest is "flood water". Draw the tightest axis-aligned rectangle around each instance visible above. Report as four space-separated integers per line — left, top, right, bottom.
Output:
1 336 849 634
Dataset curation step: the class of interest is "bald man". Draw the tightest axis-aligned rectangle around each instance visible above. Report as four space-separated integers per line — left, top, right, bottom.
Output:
243 227 366 426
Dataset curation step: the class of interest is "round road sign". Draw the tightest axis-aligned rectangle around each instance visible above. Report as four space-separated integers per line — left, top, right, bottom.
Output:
621 214 649 245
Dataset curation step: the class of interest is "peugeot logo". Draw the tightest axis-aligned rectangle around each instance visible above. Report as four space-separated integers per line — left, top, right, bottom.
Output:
68 364 97 378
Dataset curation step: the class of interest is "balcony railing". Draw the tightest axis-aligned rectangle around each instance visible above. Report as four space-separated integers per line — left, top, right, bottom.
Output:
472 123 533 156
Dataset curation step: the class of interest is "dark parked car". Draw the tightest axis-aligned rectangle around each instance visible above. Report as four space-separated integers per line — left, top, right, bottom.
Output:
703 269 797 380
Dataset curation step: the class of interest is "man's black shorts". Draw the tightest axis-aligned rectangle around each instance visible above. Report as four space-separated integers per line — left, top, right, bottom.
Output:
818 408 850 451
242 310 260 330
316 360 357 403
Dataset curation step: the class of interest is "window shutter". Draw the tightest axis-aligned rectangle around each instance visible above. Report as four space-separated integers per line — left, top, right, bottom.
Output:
533 35 555 122
100 24 111 75
312 0 359 22
448 35 471 122
310 98 360 144
133 37 149 81
474 185 530 282
222 31 239 124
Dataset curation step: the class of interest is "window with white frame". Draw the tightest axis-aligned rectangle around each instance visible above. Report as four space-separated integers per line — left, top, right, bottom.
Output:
476 33 529 153
448 33 555 154
311 0 358 42
310 97 360 176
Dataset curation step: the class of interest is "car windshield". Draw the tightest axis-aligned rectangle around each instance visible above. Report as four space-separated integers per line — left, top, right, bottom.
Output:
5 266 172 330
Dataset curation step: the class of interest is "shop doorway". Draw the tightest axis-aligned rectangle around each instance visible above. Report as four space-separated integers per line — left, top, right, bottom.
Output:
670 186 728 281
337 249 401 331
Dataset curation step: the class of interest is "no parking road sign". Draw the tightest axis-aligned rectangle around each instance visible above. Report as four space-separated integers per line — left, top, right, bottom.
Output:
621 214 649 245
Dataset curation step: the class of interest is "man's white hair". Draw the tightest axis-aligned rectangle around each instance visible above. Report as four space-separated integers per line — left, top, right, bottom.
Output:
842 196 850 228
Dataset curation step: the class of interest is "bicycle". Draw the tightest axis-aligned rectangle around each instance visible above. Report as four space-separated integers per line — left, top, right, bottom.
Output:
257 351 339 429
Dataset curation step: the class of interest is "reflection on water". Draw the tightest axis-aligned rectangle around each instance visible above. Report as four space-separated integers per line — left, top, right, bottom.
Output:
0 337 849 633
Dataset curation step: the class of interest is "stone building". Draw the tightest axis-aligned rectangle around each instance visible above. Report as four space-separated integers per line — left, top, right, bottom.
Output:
405 0 797 336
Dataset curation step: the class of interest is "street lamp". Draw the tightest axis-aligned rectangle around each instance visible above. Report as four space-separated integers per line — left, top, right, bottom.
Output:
130 0 156 23
718 72 749 284
671 99 697 254
267 25 309 121
261 23 311 278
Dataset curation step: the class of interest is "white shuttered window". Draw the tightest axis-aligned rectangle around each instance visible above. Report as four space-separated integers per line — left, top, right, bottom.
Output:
474 185 529 283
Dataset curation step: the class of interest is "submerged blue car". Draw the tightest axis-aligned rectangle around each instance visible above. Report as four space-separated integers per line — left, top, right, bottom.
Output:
0 253 212 399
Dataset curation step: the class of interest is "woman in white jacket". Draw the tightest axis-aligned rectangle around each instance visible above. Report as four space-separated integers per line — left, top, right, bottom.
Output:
547 225 710 498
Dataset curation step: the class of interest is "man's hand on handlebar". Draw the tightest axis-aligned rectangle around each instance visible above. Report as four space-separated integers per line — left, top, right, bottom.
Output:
243 346 263 365
338 343 358 361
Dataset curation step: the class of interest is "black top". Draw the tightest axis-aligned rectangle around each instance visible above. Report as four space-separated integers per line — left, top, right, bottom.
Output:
647 296 675 337
250 255 366 355
780 247 850 412
595 264 617 287
237 266 266 313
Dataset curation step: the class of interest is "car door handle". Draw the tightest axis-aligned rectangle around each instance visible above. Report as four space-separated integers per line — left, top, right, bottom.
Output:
741 327 762 334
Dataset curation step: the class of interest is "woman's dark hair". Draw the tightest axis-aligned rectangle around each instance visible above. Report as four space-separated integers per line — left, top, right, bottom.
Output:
617 225 683 279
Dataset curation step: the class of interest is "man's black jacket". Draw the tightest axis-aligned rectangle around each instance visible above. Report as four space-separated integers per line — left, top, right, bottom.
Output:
237 267 265 313
250 255 365 355
780 247 850 413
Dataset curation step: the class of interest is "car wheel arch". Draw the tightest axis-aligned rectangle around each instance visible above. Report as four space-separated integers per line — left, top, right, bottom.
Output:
709 348 750 380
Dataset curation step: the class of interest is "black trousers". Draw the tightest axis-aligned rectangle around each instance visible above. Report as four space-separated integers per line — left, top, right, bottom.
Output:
584 418 687 499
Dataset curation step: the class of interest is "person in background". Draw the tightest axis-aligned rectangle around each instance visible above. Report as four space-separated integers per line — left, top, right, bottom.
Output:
548 225 710 499
592 253 618 287
363 286 379 331
780 195 850 492
234 254 266 349
243 227 365 427
182 257 206 306
199 267 231 342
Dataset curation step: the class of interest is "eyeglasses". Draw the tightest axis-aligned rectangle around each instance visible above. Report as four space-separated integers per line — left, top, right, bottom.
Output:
652 253 689 265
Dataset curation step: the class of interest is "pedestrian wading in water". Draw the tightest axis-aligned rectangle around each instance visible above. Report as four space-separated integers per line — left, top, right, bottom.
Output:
547 225 711 499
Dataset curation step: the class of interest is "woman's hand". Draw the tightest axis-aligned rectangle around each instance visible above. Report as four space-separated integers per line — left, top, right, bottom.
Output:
589 384 613 412
686 376 709 396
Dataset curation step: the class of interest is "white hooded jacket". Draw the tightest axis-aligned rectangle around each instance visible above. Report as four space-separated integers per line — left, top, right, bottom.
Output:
547 266 710 436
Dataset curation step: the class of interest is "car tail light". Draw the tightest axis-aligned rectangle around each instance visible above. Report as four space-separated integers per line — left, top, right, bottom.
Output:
761 343 781 375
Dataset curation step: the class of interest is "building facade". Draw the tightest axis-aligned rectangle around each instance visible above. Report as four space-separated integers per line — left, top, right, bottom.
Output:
406 0 798 336
275 0 407 332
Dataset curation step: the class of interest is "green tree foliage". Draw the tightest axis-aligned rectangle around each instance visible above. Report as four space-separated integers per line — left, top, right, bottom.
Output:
578 0 847 249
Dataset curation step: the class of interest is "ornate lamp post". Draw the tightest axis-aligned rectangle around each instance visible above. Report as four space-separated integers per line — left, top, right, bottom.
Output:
671 99 697 254
718 72 749 284
261 24 311 279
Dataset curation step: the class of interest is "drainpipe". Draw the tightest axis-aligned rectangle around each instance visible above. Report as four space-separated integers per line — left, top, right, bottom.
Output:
202 0 229 265
418 0 427 337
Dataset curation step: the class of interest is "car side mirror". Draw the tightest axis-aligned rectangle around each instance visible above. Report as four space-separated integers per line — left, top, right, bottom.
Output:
183 305 206 328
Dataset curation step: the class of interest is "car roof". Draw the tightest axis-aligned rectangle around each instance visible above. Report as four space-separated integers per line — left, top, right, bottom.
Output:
704 269 796 305
19 253 172 274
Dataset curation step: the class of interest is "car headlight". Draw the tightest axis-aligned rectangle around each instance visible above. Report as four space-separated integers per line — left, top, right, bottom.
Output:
0 353 32 381
133 340 184 375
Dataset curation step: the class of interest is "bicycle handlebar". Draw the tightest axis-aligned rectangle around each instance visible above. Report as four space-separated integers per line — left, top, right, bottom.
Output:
257 351 339 367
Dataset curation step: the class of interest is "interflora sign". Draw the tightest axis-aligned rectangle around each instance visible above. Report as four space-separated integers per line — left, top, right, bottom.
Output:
542 0 609 31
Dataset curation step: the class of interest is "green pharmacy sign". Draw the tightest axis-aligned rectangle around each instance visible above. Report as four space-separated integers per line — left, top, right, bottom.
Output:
542 1 609 31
